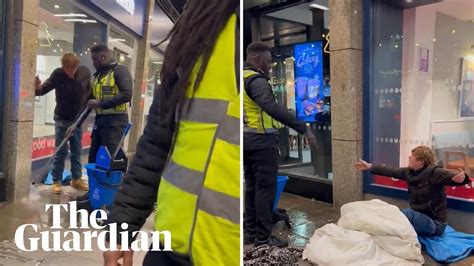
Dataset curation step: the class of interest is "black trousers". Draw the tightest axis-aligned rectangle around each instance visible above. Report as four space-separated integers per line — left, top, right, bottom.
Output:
244 148 279 243
88 125 126 163
143 250 192 266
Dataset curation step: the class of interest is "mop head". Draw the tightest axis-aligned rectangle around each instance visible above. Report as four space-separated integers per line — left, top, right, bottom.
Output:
243 244 303 265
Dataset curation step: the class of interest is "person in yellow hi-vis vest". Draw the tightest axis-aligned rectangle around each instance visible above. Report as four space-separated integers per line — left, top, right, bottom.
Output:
87 44 133 164
243 42 317 248
103 1 240 265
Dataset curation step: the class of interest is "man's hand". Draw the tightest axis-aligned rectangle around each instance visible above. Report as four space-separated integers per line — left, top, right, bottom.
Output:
65 126 75 137
354 159 373 171
35 76 41 91
87 99 101 109
452 168 466 183
103 249 133 266
304 125 318 149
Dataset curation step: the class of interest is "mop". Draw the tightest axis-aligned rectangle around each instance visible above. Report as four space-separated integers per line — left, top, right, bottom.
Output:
32 107 92 185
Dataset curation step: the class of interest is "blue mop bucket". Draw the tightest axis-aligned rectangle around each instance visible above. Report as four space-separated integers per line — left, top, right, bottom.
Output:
85 163 123 210
273 175 289 211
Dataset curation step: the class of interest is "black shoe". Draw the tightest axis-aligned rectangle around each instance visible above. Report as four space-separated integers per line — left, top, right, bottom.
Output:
255 236 288 248
244 234 255 245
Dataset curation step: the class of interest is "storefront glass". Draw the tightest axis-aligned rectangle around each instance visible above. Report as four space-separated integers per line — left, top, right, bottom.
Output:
142 48 163 132
0 0 5 175
253 3 333 180
109 27 135 71
366 0 474 203
33 0 107 162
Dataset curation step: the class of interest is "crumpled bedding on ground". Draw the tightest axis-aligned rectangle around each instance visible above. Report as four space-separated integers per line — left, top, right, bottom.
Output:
244 244 303 265
302 199 425 265
419 225 474 264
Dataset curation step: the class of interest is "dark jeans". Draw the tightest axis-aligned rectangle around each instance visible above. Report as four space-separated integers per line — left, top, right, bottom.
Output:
143 250 191 266
402 208 446 236
52 122 83 182
88 125 126 163
244 148 279 243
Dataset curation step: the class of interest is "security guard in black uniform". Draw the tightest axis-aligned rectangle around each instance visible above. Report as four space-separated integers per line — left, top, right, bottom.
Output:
87 44 133 163
243 42 317 247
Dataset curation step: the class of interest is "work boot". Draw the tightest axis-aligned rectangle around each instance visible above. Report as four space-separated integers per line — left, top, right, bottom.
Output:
70 179 89 191
244 234 255 245
255 236 288 248
52 182 62 194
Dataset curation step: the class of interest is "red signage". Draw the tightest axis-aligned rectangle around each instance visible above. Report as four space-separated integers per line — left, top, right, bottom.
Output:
31 124 93 161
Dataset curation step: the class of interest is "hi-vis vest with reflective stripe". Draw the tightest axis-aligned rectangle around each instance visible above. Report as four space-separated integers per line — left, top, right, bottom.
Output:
155 14 240 266
92 67 128 114
243 69 281 133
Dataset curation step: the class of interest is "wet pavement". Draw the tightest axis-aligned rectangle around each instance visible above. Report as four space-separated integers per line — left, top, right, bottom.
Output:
245 193 474 266
1 186 474 265
0 183 153 265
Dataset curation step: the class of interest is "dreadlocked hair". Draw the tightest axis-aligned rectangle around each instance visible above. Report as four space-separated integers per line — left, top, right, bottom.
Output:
157 0 238 121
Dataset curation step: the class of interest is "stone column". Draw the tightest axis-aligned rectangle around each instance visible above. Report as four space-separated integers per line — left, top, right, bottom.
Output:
127 0 154 155
328 0 364 207
5 0 39 202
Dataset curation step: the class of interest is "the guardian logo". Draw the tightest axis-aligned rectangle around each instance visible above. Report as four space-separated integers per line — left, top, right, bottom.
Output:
14 202 172 252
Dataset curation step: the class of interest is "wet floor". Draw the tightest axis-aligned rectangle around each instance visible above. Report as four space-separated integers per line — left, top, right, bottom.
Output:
245 193 474 266
1 187 474 265
0 184 153 265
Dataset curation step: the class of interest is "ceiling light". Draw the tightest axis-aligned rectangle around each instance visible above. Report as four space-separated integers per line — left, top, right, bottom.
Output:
152 61 163 64
64 19 97 23
406 0 413 3
54 4 60 9
309 3 329 11
451 29 456 34
109 38 126 42
54 13 87 17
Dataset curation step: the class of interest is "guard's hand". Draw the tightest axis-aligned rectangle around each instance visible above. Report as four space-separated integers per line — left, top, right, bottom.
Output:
354 159 373 171
305 126 318 149
65 126 74 137
452 168 466 183
103 249 133 266
87 99 100 109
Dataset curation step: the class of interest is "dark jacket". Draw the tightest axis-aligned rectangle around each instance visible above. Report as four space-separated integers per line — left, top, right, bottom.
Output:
36 66 91 122
92 62 133 126
106 11 240 245
244 63 307 150
371 164 469 223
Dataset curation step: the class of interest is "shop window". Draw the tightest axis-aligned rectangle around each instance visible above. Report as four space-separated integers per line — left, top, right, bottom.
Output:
252 3 332 181
366 0 474 203
109 27 135 71
0 0 5 175
33 0 107 162
142 48 163 133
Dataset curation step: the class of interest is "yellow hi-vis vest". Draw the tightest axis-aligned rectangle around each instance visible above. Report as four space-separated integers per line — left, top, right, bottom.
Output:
243 69 281 133
92 67 128 114
155 14 240 266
